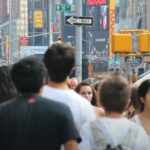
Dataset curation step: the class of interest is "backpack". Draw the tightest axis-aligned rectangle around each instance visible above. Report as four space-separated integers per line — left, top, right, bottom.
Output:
90 120 139 150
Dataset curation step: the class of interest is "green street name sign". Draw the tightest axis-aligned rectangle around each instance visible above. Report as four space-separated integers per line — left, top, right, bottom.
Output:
56 4 72 12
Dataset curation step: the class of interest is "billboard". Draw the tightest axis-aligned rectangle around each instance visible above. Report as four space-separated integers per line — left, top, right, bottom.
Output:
109 0 115 58
20 37 28 46
4 34 9 61
86 0 106 6
83 0 109 57
34 11 43 28
20 46 48 58
83 0 109 73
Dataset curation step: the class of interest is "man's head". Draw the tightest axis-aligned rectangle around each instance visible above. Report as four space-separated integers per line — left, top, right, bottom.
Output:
68 77 79 89
44 43 75 83
99 75 131 113
11 57 46 95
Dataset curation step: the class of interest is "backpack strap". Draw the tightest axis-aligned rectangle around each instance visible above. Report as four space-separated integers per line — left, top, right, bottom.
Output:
106 144 123 150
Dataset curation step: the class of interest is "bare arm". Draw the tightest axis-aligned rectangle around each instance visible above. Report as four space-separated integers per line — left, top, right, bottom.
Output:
64 140 78 150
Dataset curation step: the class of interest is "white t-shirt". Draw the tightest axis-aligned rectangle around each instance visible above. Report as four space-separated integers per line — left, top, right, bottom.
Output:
132 115 150 142
41 85 96 132
80 117 150 150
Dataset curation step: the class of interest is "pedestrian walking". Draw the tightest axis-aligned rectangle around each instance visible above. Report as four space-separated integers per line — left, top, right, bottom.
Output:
0 57 80 150
80 75 149 150
132 79 150 142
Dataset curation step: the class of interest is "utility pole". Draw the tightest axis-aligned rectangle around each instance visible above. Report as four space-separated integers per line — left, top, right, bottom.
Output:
146 0 150 29
8 0 12 65
75 0 82 82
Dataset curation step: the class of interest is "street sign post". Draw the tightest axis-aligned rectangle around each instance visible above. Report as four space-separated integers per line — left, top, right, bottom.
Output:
65 16 93 26
56 4 72 12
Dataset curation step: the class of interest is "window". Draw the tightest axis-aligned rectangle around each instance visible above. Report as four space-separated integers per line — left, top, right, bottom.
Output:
42 0 48 10
28 0 33 9
43 11 48 28
34 0 41 10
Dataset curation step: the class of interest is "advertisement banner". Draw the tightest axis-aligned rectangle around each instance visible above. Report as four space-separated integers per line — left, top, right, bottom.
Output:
20 46 48 58
34 11 43 28
109 0 115 58
86 0 106 6
20 37 28 46
5 34 9 61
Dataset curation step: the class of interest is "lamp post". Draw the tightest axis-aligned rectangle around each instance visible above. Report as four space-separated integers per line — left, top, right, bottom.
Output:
75 0 82 82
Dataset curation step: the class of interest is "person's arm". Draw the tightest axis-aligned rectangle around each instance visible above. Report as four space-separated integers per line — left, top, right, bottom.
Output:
64 140 78 150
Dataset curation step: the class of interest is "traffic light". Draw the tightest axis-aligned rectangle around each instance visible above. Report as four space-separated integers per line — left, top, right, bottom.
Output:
57 36 62 43
111 33 132 53
138 33 150 52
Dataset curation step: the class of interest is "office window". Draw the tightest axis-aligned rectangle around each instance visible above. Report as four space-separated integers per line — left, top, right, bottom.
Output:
43 11 48 28
28 0 33 9
34 1 41 10
42 0 48 10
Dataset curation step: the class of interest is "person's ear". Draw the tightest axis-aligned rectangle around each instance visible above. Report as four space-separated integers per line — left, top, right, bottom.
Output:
42 79 46 86
124 99 131 111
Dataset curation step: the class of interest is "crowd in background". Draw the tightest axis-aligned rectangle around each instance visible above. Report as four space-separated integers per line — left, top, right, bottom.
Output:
0 43 149 150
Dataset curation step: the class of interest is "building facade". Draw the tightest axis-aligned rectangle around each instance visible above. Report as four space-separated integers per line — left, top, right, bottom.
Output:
28 0 49 46
0 0 20 65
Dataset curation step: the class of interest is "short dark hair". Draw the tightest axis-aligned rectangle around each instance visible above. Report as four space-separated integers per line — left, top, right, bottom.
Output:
44 43 75 82
75 82 90 93
11 57 46 95
100 75 131 113
0 66 17 103
138 79 150 112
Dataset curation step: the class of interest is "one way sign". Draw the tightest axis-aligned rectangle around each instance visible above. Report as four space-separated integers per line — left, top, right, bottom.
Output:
65 16 93 26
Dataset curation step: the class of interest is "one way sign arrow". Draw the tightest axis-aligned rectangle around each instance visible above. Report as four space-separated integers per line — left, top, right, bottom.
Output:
65 16 93 26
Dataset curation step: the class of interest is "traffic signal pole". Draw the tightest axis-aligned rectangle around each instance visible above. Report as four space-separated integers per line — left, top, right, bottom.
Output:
75 0 82 82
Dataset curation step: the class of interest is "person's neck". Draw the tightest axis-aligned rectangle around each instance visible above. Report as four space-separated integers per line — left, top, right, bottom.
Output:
48 80 70 90
21 89 42 97
105 112 124 118
140 108 150 119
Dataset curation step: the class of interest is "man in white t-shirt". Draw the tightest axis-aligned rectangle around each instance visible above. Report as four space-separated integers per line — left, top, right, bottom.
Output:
80 75 150 150
42 43 96 133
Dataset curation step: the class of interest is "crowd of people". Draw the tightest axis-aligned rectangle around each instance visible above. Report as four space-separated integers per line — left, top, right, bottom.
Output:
0 43 149 150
